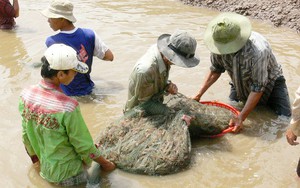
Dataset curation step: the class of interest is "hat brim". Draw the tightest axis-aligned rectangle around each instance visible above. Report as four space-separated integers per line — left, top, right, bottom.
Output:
204 12 252 55
73 61 89 74
157 34 200 68
41 9 77 23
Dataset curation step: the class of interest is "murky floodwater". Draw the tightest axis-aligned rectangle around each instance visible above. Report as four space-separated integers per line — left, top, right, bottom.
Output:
1 0 300 187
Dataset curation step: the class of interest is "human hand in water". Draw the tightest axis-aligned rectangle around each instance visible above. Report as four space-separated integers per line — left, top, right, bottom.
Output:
98 157 116 172
286 128 299 145
181 114 195 126
229 116 243 133
101 160 116 172
192 94 201 102
166 82 178 94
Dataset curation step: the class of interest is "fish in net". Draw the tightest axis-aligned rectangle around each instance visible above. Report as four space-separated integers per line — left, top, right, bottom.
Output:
96 93 237 175
164 93 236 138
96 110 191 175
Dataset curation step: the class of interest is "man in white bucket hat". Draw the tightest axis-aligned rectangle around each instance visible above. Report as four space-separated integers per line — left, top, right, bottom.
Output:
19 44 116 186
124 30 200 112
193 12 291 133
41 0 114 96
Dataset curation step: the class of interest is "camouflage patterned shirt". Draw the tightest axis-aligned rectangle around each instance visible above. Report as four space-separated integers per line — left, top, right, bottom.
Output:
125 44 169 112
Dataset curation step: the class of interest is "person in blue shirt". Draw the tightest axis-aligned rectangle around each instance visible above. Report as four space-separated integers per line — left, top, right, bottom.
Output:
41 0 114 96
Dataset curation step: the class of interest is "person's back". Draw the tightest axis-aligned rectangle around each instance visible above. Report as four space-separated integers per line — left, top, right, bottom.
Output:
45 28 97 96
20 79 93 182
125 44 168 111
0 0 19 29
125 31 200 112
41 0 114 96
19 44 115 186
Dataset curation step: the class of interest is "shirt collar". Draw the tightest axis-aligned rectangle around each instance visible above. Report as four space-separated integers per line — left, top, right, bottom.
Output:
39 79 62 92
153 45 167 74
60 27 78 34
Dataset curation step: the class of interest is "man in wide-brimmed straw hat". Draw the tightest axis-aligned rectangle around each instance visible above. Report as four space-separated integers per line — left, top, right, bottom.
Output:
193 12 291 133
124 30 200 112
41 0 114 96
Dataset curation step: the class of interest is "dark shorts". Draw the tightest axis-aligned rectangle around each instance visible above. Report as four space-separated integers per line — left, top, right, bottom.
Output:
229 76 291 116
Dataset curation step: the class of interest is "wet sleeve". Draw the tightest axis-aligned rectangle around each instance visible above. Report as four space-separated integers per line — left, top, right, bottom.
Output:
210 54 226 73
250 50 269 92
93 32 109 59
290 87 300 136
134 69 157 103
125 70 157 111
19 99 36 157
65 107 101 166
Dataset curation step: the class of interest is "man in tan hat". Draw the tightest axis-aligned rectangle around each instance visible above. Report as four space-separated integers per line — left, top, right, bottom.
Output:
41 0 114 96
193 12 291 133
124 30 200 112
19 44 115 186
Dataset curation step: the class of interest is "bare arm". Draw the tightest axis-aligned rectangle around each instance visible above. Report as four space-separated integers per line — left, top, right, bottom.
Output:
286 128 299 145
103 49 114 61
93 155 116 172
286 87 300 145
193 71 221 101
13 0 19 17
166 82 178 95
231 91 263 133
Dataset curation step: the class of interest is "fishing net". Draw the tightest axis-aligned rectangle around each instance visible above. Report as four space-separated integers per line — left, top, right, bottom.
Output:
96 93 238 175
96 111 191 175
164 93 237 138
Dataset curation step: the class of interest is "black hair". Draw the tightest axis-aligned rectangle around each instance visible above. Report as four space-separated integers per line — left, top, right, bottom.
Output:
40 56 69 78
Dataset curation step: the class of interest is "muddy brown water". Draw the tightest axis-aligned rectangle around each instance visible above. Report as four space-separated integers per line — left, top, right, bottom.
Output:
1 0 300 187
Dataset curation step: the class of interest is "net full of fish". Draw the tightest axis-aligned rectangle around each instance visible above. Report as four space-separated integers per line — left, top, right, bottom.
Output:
96 93 235 175
164 93 234 138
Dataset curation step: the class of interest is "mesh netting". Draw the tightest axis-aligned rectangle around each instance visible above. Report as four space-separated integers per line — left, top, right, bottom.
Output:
96 93 236 175
164 93 235 138
97 111 191 175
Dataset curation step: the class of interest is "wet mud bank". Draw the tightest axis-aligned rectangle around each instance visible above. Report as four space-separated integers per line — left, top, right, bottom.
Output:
180 0 300 33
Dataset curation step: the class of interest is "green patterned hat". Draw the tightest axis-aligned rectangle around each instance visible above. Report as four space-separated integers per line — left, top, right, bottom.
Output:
204 12 252 55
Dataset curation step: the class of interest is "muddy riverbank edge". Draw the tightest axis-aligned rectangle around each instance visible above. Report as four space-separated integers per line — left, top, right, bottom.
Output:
180 0 300 33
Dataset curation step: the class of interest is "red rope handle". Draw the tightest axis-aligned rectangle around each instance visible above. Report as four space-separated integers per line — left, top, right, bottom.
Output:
199 101 240 138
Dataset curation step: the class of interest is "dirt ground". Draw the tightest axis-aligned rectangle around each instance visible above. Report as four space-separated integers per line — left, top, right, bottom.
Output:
180 0 300 33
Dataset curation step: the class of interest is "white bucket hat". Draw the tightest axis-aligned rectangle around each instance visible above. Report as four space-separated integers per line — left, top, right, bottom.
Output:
157 30 200 68
41 0 76 23
44 44 89 74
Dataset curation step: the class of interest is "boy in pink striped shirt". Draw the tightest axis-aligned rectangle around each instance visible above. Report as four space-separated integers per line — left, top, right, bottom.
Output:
19 44 115 186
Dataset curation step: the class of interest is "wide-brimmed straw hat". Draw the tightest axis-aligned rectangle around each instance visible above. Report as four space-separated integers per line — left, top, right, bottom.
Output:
44 44 89 74
157 30 200 68
204 12 252 55
41 0 76 23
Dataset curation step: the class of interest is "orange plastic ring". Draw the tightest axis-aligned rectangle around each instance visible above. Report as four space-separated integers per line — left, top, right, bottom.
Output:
199 101 240 138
